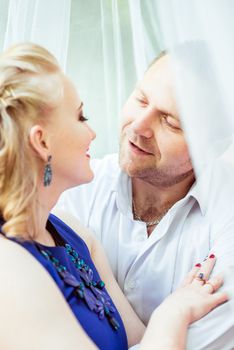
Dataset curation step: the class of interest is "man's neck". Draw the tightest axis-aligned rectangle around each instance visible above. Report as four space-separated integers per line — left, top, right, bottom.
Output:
132 174 195 219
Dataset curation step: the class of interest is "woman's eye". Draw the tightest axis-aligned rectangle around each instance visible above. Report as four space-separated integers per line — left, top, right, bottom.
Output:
79 115 89 122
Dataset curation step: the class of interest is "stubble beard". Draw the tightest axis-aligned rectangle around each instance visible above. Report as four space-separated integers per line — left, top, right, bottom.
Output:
119 142 194 188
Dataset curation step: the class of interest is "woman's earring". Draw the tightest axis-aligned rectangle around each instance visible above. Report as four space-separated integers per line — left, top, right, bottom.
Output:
43 155 52 187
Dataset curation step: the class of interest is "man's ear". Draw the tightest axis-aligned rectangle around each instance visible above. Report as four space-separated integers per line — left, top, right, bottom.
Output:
28 125 50 161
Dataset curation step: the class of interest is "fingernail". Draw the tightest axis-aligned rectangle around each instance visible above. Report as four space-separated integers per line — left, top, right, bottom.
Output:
209 254 215 258
195 263 201 267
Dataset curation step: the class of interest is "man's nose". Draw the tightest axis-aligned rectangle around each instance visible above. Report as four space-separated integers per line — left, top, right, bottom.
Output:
131 111 155 138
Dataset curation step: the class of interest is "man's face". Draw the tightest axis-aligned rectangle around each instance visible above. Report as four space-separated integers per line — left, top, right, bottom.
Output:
119 55 194 187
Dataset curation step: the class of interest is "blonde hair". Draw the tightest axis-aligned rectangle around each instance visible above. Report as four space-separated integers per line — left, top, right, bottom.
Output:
0 43 63 239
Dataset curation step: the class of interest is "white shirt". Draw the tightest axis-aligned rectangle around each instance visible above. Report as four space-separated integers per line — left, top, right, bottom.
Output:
54 154 234 349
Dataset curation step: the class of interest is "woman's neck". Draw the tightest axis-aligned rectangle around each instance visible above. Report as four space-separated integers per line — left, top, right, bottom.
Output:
31 184 61 246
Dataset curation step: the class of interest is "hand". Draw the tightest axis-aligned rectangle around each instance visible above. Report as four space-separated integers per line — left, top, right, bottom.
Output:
156 255 229 325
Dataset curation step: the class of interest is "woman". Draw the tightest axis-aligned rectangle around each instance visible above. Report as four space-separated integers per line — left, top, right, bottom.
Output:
0 43 228 350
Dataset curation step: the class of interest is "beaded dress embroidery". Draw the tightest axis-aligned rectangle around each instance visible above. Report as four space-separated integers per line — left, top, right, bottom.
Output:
36 221 120 331
36 224 119 331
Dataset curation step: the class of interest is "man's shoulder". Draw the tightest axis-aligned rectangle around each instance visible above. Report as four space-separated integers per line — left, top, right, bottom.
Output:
88 153 121 188
90 153 120 179
201 155 234 239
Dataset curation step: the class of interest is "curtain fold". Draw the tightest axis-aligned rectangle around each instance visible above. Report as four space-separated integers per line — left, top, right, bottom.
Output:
6 0 231 162
0 0 9 51
3 0 71 69
67 0 162 157
156 0 234 174
0 0 163 157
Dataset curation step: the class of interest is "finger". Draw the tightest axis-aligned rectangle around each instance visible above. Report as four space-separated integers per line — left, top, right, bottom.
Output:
203 274 224 293
193 254 216 286
181 263 201 286
209 291 229 309
199 254 216 280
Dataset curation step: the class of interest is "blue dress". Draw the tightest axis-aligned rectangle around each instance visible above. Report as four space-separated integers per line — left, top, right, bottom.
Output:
0 214 128 350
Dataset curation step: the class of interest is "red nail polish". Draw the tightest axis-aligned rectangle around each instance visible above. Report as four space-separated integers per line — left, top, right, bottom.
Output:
195 263 201 267
209 254 215 258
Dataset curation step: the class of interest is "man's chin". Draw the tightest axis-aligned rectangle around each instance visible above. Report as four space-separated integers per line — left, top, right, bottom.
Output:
119 148 159 177
119 158 151 178
119 155 194 186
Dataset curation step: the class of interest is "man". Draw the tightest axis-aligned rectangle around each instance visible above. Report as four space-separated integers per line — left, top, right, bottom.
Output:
54 53 234 349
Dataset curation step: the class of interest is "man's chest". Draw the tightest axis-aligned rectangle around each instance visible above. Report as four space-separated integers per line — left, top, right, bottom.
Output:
89 200 211 323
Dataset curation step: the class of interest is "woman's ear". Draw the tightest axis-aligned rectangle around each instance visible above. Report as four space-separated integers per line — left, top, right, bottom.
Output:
28 125 50 161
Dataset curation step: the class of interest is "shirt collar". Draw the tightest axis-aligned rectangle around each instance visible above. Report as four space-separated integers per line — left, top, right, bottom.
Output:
188 161 214 216
114 168 210 217
114 171 133 218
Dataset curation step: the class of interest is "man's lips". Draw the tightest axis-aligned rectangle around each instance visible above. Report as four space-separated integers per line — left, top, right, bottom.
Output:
128 140 154 155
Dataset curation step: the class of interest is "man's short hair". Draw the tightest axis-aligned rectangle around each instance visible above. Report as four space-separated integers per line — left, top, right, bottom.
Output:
147 50 167 70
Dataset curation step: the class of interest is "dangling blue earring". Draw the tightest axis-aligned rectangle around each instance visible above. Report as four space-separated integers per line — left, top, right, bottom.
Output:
43 155 52 186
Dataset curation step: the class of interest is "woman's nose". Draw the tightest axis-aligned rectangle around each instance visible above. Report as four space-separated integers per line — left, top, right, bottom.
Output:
86 123 96 141
90 127 96 141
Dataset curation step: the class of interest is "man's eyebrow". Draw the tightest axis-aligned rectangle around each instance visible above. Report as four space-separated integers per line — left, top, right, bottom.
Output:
135 86 146 95
159 108 179 120
135 87 149 101
135 86 179 120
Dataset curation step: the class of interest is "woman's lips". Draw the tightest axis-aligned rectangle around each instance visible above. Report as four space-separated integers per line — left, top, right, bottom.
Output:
128 141 153 155
86 148 91 158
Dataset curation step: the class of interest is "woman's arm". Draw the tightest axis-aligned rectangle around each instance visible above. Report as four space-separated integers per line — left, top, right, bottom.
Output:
0 236 97 350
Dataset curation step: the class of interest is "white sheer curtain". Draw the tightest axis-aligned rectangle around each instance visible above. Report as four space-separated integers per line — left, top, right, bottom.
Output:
66 0 162 157
0 0 163 157
2 0 71 69
1 0 233 164
0 0 9 50
155 0 234 174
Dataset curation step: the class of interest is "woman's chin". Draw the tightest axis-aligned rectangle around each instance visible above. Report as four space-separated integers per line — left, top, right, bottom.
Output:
75 171 95 186
83 171 95 184
60 171 95 192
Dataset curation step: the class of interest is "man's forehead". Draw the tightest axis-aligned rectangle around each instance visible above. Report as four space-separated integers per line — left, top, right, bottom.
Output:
137 61 180 119
144 55 172 86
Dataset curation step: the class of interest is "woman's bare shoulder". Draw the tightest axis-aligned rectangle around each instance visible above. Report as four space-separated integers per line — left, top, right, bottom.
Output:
0 234 37 270
0 234 65 303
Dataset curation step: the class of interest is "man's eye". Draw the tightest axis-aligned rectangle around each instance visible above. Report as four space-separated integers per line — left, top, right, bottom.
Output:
162 115 181 130
136 96 148 106
79 115 89 122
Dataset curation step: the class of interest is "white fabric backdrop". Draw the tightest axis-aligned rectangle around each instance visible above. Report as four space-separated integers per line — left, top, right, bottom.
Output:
1 0 233 166
0 0 162 157
155 0 234 174
2 0 71 70
0 0 9 50
66 0 162 157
